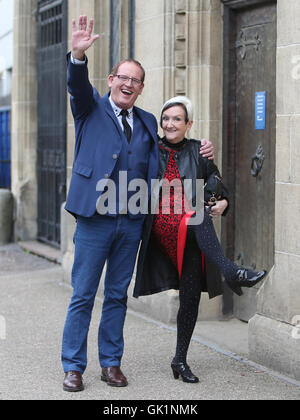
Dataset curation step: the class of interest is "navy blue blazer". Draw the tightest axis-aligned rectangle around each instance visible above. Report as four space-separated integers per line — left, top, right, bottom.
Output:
65 55 159 217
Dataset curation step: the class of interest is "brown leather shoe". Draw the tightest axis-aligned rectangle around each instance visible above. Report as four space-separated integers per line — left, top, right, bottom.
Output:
63 371 84 392
101 366 128 387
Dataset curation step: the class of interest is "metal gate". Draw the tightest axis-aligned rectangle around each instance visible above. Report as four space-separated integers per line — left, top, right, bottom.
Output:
37 0 67 247
0 108 11 189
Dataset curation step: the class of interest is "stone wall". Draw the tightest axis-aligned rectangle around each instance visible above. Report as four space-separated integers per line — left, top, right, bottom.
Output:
248 0 300 381
128 0 224 320
62 0 224 321
11 0 300 379
0 189 13 245
11 0 38 241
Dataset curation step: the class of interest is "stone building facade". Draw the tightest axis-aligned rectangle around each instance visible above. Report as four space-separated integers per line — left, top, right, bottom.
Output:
11 0 300 381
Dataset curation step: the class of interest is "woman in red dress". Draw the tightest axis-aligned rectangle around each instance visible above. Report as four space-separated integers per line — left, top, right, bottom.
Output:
134 97 267 383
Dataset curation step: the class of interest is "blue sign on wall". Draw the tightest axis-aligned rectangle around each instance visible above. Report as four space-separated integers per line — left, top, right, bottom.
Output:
255 91 266 130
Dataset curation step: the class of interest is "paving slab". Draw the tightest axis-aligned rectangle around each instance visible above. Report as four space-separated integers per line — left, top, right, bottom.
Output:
0 244 300 401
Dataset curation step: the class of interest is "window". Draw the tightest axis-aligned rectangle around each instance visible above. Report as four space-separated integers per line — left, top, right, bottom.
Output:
110 0 135 69
110 0 121 69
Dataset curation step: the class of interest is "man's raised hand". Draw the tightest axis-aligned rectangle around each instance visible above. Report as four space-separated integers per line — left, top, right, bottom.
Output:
72 15 99 60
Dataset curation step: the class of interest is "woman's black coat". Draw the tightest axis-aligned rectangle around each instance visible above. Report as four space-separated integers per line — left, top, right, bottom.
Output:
133 138 230 300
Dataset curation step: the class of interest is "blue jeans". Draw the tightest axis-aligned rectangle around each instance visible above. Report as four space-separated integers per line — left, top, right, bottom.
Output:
61 214 143 373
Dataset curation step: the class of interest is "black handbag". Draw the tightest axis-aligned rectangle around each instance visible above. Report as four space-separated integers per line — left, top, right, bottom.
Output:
204 174 223 204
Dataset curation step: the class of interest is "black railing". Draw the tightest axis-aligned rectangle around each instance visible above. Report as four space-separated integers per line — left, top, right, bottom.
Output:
37 0 67 247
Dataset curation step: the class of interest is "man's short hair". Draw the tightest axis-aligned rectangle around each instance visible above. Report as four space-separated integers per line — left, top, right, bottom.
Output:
110 59 145 83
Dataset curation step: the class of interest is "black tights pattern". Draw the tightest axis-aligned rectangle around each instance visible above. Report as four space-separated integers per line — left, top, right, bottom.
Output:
173 233 202 364
174 210 245 364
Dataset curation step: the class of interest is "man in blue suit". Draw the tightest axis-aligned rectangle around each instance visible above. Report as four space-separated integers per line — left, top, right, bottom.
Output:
62 16 214 391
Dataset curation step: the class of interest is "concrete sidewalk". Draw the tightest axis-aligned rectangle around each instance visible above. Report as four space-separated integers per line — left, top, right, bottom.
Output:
0 244 300 400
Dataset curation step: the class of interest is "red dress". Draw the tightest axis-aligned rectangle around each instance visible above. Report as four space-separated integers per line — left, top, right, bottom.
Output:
152 145 195 277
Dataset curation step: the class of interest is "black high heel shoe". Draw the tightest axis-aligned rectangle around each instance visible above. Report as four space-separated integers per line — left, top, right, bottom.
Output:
227 269 267 296
171 362 199 383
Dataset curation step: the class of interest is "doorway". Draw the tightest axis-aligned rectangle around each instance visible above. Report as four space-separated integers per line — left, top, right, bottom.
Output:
222 0 276 320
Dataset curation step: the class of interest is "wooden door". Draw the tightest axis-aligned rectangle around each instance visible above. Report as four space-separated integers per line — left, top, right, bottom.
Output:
222 1 276 320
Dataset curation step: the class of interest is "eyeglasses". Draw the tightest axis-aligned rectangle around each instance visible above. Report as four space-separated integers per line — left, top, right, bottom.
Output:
113 74 143 86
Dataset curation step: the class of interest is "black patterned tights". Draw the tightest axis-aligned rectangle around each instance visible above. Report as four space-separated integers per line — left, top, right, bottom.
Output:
193 209 240 281
173 210 242 364
173 230 202 364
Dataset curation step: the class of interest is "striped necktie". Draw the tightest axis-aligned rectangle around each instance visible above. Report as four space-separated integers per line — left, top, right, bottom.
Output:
120 109 132 143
